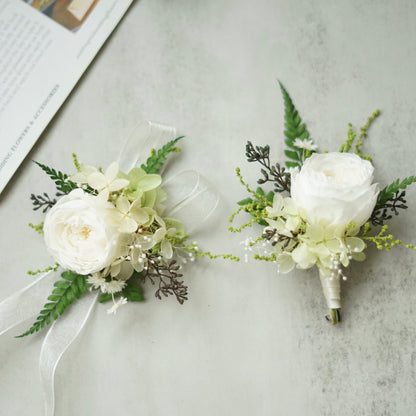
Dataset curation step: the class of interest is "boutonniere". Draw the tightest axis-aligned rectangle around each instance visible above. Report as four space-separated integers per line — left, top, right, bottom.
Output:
230 83 416 324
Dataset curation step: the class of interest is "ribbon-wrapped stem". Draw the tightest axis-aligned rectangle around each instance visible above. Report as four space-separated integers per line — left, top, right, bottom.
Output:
319 267 342 325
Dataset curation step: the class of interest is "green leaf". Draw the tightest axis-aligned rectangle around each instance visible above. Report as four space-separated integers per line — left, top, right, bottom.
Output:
284 130 297 140
285 161 301 168
34 161 78 194
284 138 298 150
123 280 145 302
98 279 145 304
256 187 265 196
141 136 184 174
284 150 300 161
98 293 113 303
279 81 315 165
266 191 274 202
16 272 89 338
237 197 253 206
376 176 416 208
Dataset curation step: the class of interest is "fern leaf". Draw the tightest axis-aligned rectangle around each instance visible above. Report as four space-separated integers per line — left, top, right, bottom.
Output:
16 271 89 338
279 82 314 167
34 161 78 194
376 176 416 207
141 137 184 174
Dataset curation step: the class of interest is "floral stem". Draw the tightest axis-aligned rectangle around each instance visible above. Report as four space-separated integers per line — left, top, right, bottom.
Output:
327 308 341 325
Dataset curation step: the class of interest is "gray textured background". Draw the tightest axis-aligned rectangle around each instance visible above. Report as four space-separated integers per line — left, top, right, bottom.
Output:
1 1 416 415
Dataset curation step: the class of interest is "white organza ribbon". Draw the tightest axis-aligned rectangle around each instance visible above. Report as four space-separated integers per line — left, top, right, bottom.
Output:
0 271 56 336
40 291 98 416
163 170 219 233
0 121 218 415
118 120 177 173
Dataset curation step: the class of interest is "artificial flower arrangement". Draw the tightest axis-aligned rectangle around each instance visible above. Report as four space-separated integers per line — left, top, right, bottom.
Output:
20 136 233 338
230 82 416 324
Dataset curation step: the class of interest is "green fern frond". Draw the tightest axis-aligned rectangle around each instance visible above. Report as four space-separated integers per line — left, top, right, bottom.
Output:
141 137 184 174
34 161 78 194
376 176 416 208
279 81 314 168
16 271 89 338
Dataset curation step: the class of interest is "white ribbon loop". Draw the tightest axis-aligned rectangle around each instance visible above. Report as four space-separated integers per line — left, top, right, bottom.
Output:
163 170 219 234
118 120 177 173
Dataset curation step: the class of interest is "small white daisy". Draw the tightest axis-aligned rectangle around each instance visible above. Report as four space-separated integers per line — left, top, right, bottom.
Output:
87 273 107 290
104 279 127 294
293 138 317 151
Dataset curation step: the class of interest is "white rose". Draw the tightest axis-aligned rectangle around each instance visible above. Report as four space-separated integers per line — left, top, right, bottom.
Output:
44 189 121 275
290 152 379 228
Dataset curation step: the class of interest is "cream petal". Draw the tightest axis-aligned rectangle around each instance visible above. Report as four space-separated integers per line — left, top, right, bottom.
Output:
277 253 295 273
137 174 162 191
88 172 107 190
105 162 119 182
96 189 110 204
117 262 134 280
70 172 88 184
116 195 130 214
109 178 130 192
110 263 121 277
119 217 138 233
352 252 366 262
345 237 366 253
292 244 317 269
325 238 342 252
305 224 324 242
133 261 145 272
161 239 173 259
154 214 166 228
153 227 166 243
130 207 149 225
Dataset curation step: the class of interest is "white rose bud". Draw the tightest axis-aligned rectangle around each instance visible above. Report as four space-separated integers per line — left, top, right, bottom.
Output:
291 152 379 229
43 189 121 275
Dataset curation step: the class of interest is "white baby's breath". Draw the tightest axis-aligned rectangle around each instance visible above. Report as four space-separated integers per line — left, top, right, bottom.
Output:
107 297 128 314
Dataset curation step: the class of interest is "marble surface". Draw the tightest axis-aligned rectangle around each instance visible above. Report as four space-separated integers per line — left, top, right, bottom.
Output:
1 1 416 415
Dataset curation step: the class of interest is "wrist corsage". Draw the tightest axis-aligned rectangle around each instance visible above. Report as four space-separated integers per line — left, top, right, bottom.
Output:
0 121 235 415
230 83 416 325
21 128 226 337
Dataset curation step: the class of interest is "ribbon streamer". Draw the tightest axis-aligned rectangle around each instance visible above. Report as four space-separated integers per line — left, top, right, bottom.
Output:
40 291 98 416
0 271 57 336
1 121 219 415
